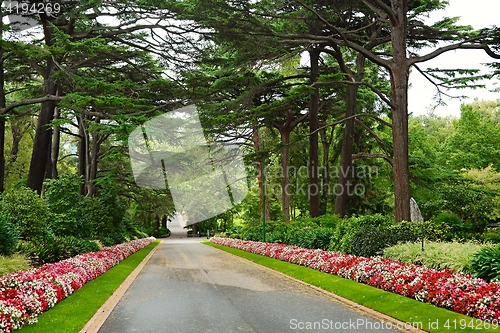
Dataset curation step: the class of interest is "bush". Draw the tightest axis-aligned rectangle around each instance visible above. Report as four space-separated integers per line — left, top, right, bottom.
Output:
241 226 262 241
328 214 393 253
44 174 84 237
224 226 244 237
470 244 500 282
433 213 474 240
481 229 500 243
387 221 451 242
285 227 334 250
0 213 19 255
384 241 489 274
18 236 101 266
0 187 51 240
350 226 392 257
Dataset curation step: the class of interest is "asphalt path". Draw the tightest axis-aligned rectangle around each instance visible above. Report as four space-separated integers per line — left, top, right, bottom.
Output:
98 225 404 333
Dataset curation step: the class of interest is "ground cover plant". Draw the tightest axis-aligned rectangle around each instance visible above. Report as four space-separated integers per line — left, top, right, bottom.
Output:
211 238 500 323
383 241 491 274
0 237 155 333
0 255 30 278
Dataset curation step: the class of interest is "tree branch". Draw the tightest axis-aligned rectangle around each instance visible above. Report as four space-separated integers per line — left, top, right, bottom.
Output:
0 95 64 115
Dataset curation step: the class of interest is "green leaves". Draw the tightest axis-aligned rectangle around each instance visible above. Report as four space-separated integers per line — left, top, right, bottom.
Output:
470 245 500 282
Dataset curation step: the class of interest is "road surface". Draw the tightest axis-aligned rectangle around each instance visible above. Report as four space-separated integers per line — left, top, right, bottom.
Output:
98 224 404 333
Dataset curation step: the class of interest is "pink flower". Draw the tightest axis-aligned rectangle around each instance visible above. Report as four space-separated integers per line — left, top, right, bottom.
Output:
0 237 155 333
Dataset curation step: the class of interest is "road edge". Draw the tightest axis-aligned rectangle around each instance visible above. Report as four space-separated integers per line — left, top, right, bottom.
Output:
204 242 427 333
78 240 161 333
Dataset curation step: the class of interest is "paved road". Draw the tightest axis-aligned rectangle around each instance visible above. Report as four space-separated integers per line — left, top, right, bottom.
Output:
98 225 403 333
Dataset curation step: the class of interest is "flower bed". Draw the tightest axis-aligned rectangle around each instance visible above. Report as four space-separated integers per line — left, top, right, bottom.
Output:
211 238 500 322
0 237 155 333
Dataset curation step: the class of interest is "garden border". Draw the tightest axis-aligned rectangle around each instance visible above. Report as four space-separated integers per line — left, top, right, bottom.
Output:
78 239 161 333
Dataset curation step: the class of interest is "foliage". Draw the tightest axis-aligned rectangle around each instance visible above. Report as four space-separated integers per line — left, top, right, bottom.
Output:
387 221 451 242
43 175 84 238
383 241 490 274
0 187 51 240
482 229 500 243
17 236 101 266
470 245 500 282
0 254 30 277
328 214 393 253
349 226 392 257
0 214 19 256
433 213 473 240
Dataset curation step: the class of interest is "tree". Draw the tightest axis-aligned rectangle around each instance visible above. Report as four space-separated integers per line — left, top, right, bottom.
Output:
273 0 500 221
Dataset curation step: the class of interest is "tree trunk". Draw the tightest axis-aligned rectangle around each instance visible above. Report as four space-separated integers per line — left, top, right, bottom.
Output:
334 83 358 216
390 0 411 222
280 128 290 222
27 22 57 194
0 48 5 193
86 119 101 197
50 105 61 179
252 126 270 222
77 116 87 195
309 49 320 218
319 127 330 215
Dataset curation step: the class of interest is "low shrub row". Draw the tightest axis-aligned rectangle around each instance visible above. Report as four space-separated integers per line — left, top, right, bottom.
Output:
383 241 491 274
211 238 500 323
0 237 155 333
229 214 452 257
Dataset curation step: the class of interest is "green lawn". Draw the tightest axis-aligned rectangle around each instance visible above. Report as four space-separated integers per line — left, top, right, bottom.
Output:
205 242 500 333
17 240 160 333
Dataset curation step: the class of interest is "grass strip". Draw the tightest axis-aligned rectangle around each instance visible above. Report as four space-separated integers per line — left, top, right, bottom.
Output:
205 242 500 333
17 240 160 333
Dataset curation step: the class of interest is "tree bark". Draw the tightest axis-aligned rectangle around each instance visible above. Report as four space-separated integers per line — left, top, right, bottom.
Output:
50 104 61 179
252 126 270 222
334 83 358 216
309 49 320 218
85 118 101 197
27 20 57 194
319 127 330 215
77 116 87 195
390 0 411 222
0 47 5 193
279 127 290 222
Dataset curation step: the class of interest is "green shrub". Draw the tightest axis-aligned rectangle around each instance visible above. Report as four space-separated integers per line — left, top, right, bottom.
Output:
433 213 474 240
241 226 262 241
286 227 334 250
44 174 84 237
387 221 451 242
0 213 19 256
0 187 51 240
328 214 393 253
0 253 31 276
350 226 392 257
470 244 500 282
224 226 243 237
18 236 101 266
481 229 500 243
383 241 490 273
